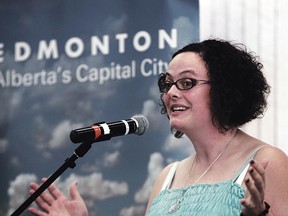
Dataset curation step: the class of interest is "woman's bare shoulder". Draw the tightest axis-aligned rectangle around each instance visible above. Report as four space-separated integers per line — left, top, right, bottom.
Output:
255 144 288 163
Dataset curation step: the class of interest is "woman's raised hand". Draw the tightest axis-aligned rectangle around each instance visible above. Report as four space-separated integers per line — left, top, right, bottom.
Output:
28 178 88 216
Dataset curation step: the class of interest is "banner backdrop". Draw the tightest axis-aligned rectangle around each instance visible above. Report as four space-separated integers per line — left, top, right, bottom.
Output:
0 1 199 215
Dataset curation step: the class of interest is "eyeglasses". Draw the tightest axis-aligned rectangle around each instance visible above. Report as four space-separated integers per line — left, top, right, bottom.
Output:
158 73 211 93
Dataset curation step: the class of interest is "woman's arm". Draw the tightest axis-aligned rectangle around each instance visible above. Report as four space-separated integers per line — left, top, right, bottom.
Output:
241 147 288 216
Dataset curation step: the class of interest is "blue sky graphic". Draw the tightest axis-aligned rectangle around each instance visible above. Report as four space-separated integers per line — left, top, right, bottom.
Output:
0 0 199 215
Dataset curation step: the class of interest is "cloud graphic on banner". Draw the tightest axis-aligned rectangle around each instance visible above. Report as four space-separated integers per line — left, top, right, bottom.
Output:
134 152 164 203
1 1 199 215
48 120 83 149
0 88 25 124
119 152 164 216
7 171 129 215
7 173 37 216
173 16 195 47
104 14 128 34
119 205 146 216
142 99 164 130
163 133 194 155
59 172 129 200
102 150 120 167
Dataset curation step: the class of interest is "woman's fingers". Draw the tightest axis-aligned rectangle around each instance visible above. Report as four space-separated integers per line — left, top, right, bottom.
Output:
28 206 48 216
47 182 65 199
69 182 82 200
241 160 269 214
248 161 268 199
29 178 64 212
28 178 88 216
29 182 52 211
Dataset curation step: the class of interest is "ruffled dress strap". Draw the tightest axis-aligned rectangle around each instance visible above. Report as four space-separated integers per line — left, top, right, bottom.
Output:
233 146 265 185
161 161 179 191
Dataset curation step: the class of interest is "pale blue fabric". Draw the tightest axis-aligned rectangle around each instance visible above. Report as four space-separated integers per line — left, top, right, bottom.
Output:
148 150 259 216
148 179 244 216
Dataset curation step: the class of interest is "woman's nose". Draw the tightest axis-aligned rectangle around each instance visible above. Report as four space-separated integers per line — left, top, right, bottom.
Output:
166 84 180 99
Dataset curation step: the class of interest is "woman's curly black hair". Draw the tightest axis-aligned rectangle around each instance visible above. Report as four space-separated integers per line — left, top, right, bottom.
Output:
158 39 271 137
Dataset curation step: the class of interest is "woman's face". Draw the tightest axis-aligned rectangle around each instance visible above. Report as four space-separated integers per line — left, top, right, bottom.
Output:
163 52 212 134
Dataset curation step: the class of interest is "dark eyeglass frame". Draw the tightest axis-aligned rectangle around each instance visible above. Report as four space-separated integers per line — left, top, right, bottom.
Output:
158 73 211 93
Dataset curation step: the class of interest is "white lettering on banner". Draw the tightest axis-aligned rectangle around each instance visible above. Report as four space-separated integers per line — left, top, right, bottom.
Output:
0 67 72 87
159 29 177 49
91 35 109 55
62 69 72 84
76 61 136 84
141 58 168 77
0 59 168 88
0 69 58 87
133 31 151 52
6 29 177 62
115 33 128 54
15 42 31 62
65 37 85 58
37 40 59 60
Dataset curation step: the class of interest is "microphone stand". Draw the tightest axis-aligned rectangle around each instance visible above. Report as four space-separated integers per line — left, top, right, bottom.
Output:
10 142 92 216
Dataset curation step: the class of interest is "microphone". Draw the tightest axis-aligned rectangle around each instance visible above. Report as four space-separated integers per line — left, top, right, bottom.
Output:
70 114 149 144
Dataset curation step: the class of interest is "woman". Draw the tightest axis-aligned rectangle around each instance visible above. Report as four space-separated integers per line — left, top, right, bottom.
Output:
146 39 288 215
28 39 288 216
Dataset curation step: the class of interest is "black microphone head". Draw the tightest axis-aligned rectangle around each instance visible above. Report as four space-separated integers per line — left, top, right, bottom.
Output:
132 114 149 135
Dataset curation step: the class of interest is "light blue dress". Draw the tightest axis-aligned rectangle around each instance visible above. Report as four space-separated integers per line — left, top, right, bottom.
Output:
147 150 259 216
